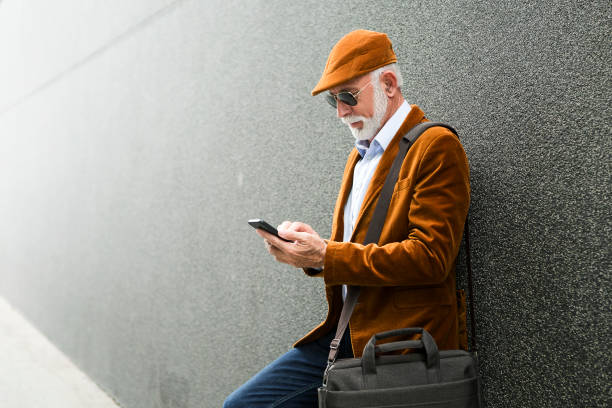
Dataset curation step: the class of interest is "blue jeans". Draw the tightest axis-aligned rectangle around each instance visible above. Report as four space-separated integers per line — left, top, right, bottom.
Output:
223 327 353 407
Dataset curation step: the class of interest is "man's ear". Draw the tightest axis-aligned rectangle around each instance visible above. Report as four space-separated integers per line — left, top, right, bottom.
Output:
380 71 398 97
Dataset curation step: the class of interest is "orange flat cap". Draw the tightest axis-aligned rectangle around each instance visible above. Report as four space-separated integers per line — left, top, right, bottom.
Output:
311 30 397 96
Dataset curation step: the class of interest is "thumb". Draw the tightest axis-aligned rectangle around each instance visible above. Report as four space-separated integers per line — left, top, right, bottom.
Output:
278 229 308 242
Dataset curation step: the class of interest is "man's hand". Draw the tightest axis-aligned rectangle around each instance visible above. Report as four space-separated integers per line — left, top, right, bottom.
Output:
255 221 327 269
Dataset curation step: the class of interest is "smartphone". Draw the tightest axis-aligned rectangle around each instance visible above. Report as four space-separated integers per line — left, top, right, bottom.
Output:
248 219 293 242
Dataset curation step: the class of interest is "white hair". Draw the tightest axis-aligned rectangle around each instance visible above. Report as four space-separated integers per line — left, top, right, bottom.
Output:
370 63 404 89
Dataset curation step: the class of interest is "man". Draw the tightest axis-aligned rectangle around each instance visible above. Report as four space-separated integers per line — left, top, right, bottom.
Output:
224 29 470 407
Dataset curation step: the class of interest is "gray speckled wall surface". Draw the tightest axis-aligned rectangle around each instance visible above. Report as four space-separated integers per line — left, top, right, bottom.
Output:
0 0 609 407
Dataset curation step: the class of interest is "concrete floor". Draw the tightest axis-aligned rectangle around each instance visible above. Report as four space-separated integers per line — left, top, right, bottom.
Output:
0 296 120 408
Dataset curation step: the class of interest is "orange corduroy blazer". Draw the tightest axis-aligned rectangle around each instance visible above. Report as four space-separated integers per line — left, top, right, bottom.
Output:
294 105 470 357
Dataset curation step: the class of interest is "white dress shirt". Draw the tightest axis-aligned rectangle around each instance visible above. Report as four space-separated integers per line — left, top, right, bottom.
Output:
341 100 411 300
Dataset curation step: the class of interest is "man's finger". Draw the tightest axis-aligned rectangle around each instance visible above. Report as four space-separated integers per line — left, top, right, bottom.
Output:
278 221 292 231
289 221 306 232
278 229 309 242
289 221 314 233
255 228 279 243
269 246 293 265
257 228 293 248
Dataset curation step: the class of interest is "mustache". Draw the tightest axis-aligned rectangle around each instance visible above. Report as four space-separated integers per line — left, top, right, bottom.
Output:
340 115 368 125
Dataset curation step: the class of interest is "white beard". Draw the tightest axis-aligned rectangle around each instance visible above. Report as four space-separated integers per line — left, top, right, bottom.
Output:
341 81 388 142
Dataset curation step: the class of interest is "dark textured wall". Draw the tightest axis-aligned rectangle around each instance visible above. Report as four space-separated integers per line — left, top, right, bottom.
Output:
0 0 609 407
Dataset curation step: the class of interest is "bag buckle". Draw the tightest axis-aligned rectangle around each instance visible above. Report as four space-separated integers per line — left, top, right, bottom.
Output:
322 361 333 386
323 338 340 387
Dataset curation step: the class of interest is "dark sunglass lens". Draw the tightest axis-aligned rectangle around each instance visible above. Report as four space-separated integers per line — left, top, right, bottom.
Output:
337 92 357 106
326 94 337 108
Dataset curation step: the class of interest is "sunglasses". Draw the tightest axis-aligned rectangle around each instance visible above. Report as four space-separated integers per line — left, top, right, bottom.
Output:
326 81 373 108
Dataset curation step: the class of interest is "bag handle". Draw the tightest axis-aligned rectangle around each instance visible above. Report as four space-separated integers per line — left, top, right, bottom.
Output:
365 328 439 368
362 328 441 388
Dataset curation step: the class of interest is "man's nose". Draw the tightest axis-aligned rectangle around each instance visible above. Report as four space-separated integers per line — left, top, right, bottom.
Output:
336 101 351 118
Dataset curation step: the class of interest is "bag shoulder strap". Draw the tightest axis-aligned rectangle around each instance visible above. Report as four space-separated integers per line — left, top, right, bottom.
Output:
326 122 477 373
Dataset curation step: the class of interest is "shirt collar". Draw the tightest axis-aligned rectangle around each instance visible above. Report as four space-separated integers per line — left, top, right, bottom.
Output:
355 100 411 157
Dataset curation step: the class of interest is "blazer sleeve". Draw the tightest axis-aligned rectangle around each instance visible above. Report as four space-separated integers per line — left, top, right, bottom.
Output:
322 132 470 287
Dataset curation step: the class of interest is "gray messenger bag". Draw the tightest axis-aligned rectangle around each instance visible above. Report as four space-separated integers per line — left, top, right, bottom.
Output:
318 122 482 408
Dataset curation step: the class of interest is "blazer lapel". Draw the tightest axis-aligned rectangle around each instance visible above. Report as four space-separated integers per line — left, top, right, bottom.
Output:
349 105 426 242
